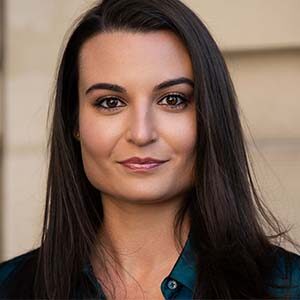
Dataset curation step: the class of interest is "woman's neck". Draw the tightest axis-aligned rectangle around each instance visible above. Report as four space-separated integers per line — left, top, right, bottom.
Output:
92 193 190 280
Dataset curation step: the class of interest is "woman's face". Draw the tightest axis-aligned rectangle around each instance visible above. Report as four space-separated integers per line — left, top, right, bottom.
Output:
78 30 196 205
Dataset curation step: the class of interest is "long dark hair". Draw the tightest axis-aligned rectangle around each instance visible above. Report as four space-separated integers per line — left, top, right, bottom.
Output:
25 0 298 298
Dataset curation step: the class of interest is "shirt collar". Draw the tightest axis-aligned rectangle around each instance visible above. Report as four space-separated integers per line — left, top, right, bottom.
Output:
167 232 197 291
82 232 197 293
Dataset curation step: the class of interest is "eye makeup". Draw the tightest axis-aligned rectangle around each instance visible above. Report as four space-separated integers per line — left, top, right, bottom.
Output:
92 92 191 112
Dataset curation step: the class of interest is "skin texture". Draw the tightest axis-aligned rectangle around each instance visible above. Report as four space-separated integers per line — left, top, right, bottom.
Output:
77 30 196 299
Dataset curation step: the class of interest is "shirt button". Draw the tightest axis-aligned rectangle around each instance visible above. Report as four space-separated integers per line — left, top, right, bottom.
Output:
167 279 178 290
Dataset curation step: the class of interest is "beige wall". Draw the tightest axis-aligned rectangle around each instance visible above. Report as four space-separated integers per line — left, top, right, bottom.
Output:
1 0 93 260
1 0 299 260
226 49 300 250
183 0 300 51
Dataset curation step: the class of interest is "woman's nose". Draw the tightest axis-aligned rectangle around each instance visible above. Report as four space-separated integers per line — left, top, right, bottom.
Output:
125 107 158 146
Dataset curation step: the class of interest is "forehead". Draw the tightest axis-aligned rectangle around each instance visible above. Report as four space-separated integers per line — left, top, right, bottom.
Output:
78 30 193 87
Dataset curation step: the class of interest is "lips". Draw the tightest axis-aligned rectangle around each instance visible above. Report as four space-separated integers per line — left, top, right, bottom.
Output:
117 157 169 172
118 157 168 164
121 162 164 171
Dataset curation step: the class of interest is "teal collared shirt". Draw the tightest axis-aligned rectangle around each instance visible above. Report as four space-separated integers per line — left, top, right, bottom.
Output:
1 239 300 299
160 237 197 299
80 237 197 299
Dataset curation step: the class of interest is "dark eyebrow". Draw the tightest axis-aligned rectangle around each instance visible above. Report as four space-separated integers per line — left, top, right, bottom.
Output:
85 83 125 94
85 77 194 95
153 77 194 91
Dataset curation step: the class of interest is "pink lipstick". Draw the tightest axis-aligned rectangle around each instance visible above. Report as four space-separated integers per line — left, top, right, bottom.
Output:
118 157 169 172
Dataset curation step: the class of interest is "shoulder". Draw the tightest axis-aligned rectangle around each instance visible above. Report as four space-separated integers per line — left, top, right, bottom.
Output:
0 249 38 281
0 248 39 298
273 245 300 280
267 245 300 298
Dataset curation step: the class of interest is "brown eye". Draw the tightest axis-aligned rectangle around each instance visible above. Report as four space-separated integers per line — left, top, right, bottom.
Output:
166 95 178 105
93 96 125 111
158 93 189 110
106 98 119 108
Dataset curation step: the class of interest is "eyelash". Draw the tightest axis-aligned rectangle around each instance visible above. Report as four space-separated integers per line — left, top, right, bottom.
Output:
93 93 190 112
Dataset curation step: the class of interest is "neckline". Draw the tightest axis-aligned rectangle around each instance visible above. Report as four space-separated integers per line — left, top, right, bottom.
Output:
82 230 197 293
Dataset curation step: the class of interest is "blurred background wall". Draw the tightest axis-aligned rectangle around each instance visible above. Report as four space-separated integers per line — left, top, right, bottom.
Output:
0 0 299 261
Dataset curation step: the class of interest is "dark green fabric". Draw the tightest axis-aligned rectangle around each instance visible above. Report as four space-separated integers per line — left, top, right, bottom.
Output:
79 237 196 299
1 238 300 299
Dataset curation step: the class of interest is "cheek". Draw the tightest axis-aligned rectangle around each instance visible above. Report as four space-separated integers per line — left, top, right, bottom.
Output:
78 107 122 168
78 107 124 188
163 111 197 155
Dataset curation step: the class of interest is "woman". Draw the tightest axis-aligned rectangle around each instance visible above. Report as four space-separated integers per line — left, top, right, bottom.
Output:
1 0 300 299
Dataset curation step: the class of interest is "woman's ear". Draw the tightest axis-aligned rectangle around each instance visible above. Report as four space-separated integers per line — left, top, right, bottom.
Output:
73 120 80 140
73 129 80 141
